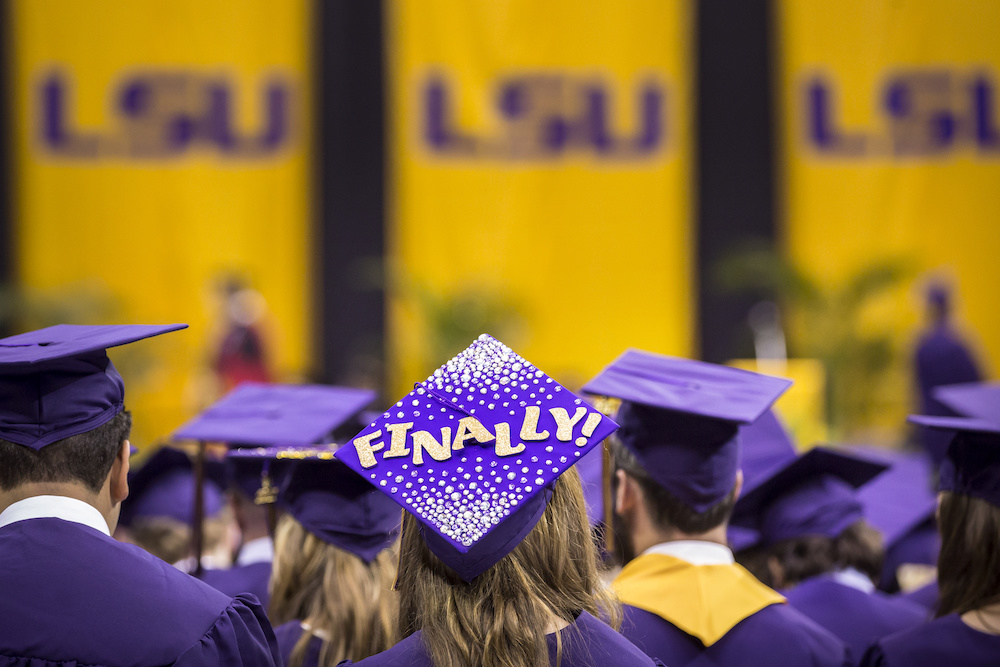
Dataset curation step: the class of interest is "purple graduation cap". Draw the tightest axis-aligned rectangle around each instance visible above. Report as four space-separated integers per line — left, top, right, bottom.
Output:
582 349 793 512
172 382 378 501
173 382 377 447
908 414 1000 508
849 446 939 587
738 409 799 498
735 447 888 547
335 334 619 582
933 382 1000 425
0 323 187 449
728 524 762 553
728 409 799 548
120 446 225 527
228 445 401 562
850 446 937 550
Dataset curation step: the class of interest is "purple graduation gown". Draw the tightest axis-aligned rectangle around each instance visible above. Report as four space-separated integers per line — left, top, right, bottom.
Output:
621 602 851 667
784 577 927 664
338 610 665 667
274 621 323 667
860 613 1000 666
899 581 937 614
200 561 273 609
0 517 280 666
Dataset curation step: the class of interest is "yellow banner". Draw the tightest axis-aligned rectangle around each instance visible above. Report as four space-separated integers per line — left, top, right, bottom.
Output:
11 0 312 448
388 0 692 395
779 0 999 434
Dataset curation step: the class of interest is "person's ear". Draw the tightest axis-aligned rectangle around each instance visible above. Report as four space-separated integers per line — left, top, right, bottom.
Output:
109 440 130 504
615 469 638 516
767 555 785 589
734 469 744 500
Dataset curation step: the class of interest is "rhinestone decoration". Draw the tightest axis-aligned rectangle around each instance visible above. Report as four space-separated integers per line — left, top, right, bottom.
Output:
336 334 618 553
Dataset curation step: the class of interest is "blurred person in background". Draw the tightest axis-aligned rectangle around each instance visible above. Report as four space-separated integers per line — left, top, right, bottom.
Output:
732 448 926 663
862 412 1000 666
585 351 851 667
232 445 401 666
200 451 280 606
213 275 273 393
0 324 279 666
913 282 983 467
336 335 659 667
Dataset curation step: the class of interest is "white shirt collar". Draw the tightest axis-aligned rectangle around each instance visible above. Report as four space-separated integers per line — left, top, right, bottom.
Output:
642 540 735 565
236 536 273 566
0 495 111 537
830 567 876 594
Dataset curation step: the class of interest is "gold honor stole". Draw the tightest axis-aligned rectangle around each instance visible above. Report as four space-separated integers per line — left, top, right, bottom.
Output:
614 553 786 646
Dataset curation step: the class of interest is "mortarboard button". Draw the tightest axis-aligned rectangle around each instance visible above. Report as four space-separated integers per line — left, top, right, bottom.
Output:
335 334 619 582
0 324 187 449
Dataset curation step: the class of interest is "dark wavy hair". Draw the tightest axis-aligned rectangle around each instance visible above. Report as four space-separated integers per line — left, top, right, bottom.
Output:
0 410 131 493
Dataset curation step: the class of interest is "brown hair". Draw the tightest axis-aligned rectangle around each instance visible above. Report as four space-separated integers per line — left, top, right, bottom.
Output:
269 515 399 667
610 438 738 534
936 491 1000 618
762 520 883 588
0 410 131 493
395 467 620 667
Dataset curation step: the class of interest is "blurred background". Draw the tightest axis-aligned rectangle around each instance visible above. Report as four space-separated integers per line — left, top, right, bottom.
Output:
0 0 995 455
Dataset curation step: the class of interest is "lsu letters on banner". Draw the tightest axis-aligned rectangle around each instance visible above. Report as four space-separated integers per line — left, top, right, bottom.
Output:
387 0 693 395
779 0 1000 428
10 0 313 444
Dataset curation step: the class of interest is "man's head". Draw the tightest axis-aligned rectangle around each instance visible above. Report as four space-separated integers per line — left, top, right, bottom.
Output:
610 436 741 562
582 350 792 561
0 324 187 527
0 410 131 493
0 410 133 530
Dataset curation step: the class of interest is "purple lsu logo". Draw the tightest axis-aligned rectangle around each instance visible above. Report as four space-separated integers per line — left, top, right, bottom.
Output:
39 70 292 158
423 73 667 159
805 70 1000 157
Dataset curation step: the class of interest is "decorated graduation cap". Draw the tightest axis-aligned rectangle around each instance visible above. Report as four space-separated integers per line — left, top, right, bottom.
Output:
0 324 187 449
229 445 400 562
735 447 888 546
335 334 619 582
933 382 1000 425
173 382 378 501
908 414 1000 508
120 446 225 527
582 349 792 512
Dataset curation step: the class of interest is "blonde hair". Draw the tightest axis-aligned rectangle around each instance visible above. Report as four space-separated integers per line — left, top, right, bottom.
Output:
395 466 620 667
130 510 230 566
269 515 399 667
